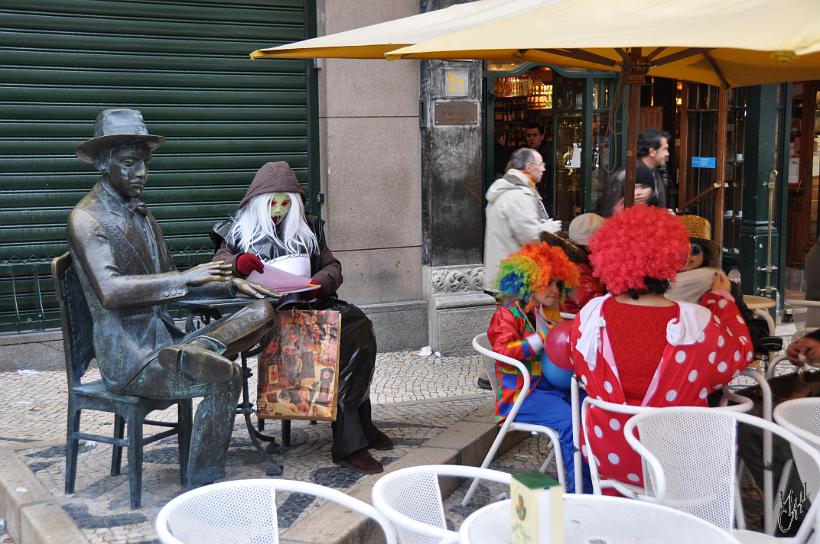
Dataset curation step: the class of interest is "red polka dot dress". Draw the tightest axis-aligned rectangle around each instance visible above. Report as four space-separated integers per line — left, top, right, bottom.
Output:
569 290 753 489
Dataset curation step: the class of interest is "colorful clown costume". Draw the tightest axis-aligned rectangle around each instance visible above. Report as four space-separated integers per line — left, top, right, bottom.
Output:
488 301 591 493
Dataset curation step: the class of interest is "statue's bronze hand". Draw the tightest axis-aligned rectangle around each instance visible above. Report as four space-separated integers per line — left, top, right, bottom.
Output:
182 261 233 286
232 278 276 299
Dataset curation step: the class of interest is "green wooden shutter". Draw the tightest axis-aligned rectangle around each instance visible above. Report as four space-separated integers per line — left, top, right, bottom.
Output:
0 0 316 332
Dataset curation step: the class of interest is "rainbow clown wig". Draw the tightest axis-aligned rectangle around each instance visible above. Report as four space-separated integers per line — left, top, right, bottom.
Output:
588 205 690 296
495 241 580 311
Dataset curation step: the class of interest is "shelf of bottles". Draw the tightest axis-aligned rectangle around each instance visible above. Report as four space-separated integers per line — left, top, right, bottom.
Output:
551 76 613 219
590 79 612 212
493 69 553 151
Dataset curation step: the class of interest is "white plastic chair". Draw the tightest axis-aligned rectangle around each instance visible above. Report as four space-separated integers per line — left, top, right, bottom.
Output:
580 392 753 499
464 334 565 505
760 355 820 535
734 367 775 534
767 354 793 380
773 398 820 522
624 407 820 543
570 375 583 494
155 478 398 544
372 464 511 544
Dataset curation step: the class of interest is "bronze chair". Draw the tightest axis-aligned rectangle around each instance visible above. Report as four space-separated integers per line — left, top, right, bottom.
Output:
52 252 193 509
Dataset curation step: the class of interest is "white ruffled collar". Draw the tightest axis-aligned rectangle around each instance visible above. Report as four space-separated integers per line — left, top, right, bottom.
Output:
574 295 712 369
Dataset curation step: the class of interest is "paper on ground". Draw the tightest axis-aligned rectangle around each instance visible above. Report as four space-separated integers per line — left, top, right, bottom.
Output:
248 255 318 293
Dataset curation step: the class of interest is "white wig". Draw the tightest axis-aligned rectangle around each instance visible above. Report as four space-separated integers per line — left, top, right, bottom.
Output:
227 192 318 256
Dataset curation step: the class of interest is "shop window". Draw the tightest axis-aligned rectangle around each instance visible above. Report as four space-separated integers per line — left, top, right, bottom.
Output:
490 66 615 221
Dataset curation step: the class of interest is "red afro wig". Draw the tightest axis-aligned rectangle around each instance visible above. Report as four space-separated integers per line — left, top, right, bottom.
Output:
588 205 689 296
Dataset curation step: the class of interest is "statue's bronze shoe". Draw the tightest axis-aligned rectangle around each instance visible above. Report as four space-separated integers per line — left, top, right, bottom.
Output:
158 343 236 383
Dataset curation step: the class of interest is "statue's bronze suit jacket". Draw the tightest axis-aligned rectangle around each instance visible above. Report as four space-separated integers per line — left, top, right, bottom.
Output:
67 182 232 392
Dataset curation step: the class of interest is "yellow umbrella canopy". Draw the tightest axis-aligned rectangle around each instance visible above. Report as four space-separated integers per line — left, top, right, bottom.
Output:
251 0 549 60
387 0 820 88
252 0 820 264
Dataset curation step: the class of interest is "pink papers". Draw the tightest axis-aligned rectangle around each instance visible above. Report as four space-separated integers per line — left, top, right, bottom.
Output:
247 259 318 294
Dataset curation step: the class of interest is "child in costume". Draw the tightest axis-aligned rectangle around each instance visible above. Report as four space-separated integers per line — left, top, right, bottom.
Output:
487 241 591 492
210 161 392 474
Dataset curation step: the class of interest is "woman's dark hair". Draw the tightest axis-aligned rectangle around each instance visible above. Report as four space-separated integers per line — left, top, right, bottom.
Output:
636 165 660 206
625 276 670 300
597 164 659 217
598 169 625 217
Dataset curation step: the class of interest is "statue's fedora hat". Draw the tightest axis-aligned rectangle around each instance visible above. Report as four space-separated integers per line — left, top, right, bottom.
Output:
76 108 165 164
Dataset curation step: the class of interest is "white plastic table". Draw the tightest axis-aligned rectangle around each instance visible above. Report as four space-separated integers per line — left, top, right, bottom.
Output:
459 495 740 544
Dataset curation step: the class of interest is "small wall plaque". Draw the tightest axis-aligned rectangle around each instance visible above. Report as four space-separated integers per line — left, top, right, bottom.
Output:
434 100 479 126
444 69 469 97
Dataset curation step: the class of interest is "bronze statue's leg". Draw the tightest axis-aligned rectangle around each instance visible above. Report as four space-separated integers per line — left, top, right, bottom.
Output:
186 299 275 357
185 372 242 487
122 361 242 487
158 300 275 382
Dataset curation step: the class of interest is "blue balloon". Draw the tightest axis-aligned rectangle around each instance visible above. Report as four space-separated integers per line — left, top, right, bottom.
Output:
540 349 573 390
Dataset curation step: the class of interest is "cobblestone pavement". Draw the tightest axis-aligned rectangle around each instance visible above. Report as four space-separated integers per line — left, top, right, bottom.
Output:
0 350 491 544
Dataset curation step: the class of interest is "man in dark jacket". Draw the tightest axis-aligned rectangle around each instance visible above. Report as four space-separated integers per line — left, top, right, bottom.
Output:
211 161 393 473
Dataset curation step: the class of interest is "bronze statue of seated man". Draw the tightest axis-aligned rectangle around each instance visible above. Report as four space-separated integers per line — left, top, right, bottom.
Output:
66 108 276 487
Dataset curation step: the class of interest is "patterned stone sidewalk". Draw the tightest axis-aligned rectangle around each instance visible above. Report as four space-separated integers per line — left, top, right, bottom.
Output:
0 350 492 543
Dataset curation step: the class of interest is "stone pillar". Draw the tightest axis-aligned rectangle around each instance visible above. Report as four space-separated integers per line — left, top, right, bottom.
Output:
420 0 496 355
316 0 427 351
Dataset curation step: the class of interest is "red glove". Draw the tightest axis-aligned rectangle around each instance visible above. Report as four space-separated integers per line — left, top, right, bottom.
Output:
235 253 264 277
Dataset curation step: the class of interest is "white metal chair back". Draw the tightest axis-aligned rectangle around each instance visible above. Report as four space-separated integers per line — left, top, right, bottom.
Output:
372 464 511 544
463 334 565 505
580 396 647 498
628 407 738 531
155 479 397 544
625 408 820 544
581 393 752 499
774 398 820 503
473 333 498 394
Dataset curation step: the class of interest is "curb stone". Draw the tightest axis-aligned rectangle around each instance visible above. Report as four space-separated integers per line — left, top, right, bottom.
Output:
0 447 89 544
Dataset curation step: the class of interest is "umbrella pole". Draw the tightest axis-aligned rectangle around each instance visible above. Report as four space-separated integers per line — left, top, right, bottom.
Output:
623 48 645 209
624 80 640 208
713 86 730 268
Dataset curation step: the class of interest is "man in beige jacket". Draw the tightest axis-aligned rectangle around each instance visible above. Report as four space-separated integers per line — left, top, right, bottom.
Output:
483 147 562 291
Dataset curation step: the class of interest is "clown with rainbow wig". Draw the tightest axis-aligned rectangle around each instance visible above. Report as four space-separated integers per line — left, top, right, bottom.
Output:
488 241 591 493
